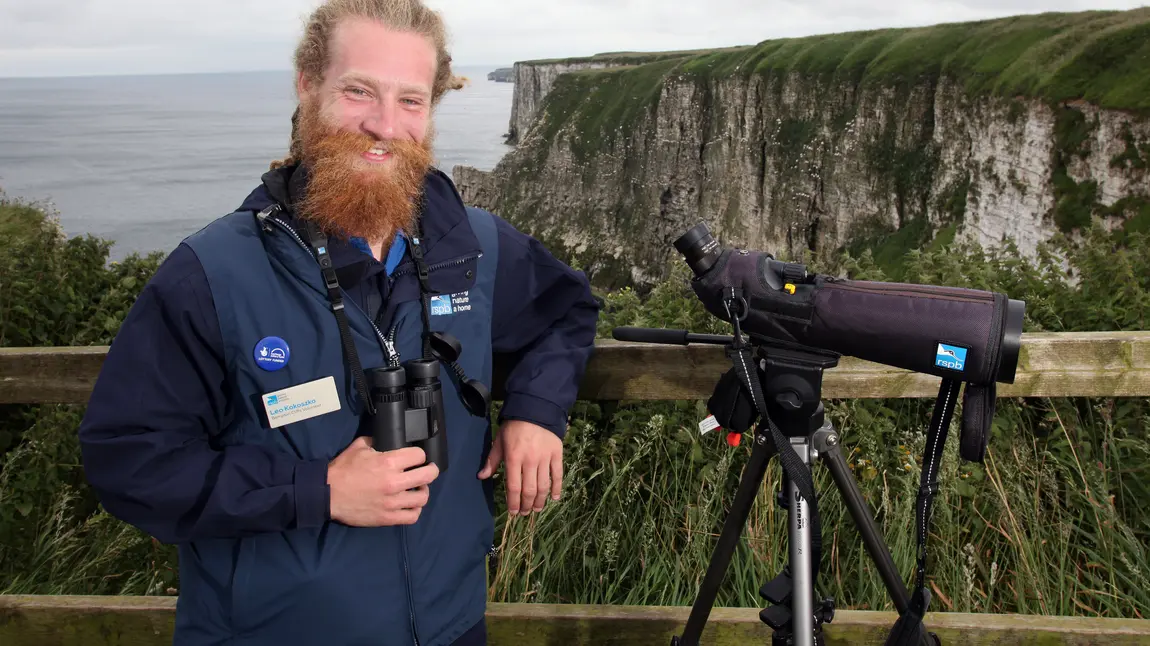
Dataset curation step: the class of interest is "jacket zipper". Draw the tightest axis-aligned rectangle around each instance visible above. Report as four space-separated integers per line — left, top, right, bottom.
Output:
389 252 482 282
260 206 402 366
263 206 470 644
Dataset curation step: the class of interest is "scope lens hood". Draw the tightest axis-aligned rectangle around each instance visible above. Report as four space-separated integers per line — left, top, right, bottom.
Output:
996 299 1025 384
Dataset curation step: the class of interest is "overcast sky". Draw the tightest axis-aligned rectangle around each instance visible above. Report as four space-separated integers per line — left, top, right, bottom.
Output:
1 0 1147 78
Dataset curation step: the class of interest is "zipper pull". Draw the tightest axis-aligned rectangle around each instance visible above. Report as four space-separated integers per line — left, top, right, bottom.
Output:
256 204 281 231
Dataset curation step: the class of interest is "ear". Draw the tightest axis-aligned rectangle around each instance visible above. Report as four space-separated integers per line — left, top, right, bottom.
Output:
296 70 312 99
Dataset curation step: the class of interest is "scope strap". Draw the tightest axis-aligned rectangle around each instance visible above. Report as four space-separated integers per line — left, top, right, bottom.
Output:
304 219 376 416
724 288 823 577
884 378 960 646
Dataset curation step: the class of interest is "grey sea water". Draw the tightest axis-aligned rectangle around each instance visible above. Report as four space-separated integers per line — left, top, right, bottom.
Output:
0 65 514 261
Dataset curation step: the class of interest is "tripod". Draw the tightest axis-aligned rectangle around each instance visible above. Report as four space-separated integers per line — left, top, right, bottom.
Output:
613 328 935 646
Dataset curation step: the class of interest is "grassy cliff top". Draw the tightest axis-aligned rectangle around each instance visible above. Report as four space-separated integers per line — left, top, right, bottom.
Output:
518 47 749 67
525 8 1150 114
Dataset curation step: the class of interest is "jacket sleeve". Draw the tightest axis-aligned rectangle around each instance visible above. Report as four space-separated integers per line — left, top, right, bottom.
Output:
489 214 600 439
77 244 331 544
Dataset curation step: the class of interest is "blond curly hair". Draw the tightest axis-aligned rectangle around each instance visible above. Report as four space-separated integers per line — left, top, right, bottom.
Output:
270 0 464 170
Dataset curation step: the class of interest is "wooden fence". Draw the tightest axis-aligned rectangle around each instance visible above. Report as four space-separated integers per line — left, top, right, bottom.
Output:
2 330 1150 645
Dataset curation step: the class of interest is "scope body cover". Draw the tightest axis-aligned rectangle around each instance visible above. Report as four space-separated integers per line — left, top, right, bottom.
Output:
691 247 1017 385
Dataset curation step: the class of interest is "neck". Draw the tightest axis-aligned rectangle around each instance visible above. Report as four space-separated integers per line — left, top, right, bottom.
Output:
369 238 385 261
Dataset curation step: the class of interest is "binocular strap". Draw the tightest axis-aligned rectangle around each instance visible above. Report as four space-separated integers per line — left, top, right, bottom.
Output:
304 218 378 417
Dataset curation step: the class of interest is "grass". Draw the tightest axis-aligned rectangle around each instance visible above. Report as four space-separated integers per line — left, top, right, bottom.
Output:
529 8 1150 115
487 395 1150 618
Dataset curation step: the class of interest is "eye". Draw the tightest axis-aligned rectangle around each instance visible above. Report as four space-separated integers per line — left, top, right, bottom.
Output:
345 86 371 99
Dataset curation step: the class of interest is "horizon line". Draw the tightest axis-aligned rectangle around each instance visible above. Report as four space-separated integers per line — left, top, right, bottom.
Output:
0 63 515 81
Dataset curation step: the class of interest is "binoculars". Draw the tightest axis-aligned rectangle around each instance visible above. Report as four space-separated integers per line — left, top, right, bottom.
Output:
361 359 450 472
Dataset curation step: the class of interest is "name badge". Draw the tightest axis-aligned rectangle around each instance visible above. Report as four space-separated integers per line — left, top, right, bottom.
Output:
262 377 341 428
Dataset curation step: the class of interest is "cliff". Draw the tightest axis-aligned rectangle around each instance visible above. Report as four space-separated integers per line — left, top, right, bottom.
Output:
455 9 1150 290
487 68 514 82
503 49 746 144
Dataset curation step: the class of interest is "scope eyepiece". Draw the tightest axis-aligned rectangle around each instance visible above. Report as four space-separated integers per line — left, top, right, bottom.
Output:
674 223 723 277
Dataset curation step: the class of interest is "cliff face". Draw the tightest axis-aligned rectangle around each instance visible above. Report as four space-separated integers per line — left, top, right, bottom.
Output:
506 61 617 144
456 10 1150 290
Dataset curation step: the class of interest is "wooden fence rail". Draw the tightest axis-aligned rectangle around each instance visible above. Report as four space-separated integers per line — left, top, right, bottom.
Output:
2 331 1149 404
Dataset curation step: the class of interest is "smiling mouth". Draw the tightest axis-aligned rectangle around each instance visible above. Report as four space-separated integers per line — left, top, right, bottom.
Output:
361 145 392 163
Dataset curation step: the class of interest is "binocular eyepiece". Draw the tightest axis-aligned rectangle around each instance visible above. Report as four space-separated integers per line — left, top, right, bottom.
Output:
359 331 491 474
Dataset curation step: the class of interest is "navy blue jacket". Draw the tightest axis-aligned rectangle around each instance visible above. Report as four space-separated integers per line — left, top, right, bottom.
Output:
77 164 599 644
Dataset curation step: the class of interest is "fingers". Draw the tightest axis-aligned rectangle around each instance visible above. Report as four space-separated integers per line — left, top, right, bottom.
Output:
533 461 549 512
505 455 522 516
384 508 422 526
388 485 431 511
550 453 563 502
383 446 428 471
395 462 440 491
477 437 503 479
519 458 537 516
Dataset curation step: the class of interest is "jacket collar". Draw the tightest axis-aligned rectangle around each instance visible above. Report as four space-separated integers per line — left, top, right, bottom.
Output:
237 162 481 281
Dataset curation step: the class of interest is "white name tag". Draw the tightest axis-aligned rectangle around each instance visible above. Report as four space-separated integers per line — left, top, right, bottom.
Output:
261 377 341 428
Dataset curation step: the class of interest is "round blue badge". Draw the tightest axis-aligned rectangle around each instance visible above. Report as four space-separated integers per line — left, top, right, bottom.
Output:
254 336 290 371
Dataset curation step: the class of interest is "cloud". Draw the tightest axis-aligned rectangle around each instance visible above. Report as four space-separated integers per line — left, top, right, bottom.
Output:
0 0 1147 77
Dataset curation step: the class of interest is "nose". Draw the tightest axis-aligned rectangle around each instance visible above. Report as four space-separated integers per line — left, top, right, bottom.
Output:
362 100 397 141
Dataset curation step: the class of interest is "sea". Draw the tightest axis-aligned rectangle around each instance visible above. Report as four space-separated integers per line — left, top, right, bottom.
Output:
0 65 515 261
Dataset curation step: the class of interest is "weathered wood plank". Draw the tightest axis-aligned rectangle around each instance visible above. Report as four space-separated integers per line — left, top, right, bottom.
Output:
2 596 1149 645
2 331 1149 404
0 346 108 405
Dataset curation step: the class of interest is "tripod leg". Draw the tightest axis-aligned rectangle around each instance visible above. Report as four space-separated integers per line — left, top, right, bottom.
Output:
673 427 774 646
814 426 912 614
787 437 815 646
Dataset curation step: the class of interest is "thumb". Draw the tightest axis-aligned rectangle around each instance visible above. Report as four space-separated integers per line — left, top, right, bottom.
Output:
477 438 503 479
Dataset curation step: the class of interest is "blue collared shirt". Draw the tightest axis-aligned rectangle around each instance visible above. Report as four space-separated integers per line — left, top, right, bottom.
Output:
349 232 407 276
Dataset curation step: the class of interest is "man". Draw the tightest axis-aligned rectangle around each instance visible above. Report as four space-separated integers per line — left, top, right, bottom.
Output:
76 1 599 644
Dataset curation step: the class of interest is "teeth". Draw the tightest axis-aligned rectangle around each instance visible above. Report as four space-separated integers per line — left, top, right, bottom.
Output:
369 147 386 155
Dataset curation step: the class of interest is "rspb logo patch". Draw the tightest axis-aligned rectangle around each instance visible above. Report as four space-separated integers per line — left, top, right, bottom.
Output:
935 343 968 372
430 291 472 316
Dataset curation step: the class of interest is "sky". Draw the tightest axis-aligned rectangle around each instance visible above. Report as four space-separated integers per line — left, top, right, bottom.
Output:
1 0 1148 78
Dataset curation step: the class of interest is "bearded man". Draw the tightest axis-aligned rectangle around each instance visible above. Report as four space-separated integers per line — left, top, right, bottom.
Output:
77 1 600 644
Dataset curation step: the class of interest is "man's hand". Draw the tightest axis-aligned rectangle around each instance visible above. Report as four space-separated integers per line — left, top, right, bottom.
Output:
327 437 440 527
477 420 563 516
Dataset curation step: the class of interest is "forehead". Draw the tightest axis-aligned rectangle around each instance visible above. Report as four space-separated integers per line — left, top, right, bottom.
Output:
326 18 437 89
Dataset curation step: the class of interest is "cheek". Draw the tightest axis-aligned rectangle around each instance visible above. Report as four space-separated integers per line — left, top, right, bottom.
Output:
327 100 371 131
403 113 429 141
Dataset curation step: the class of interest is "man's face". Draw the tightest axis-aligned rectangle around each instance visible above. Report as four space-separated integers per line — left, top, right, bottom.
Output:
293 18 439 242
301 18 436 156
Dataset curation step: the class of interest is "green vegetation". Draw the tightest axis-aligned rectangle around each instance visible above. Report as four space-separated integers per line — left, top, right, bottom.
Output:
539 58 685 164
0 189 170 595
536 8 1150 115
2 190 1148 624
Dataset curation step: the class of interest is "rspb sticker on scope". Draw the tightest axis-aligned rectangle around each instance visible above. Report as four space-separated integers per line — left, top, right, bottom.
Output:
934 343 968 372
430 291 472 316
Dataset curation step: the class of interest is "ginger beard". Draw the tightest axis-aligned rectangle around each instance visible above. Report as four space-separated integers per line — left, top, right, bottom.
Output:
294 95 434 243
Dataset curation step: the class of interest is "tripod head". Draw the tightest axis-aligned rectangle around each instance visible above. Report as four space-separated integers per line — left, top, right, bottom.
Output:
612 326 838 439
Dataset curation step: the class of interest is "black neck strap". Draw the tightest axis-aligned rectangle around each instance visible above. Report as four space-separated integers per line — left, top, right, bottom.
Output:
407 218 434 361
304 219 377 416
